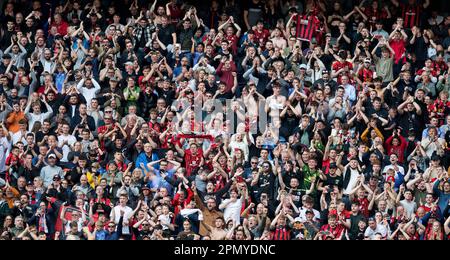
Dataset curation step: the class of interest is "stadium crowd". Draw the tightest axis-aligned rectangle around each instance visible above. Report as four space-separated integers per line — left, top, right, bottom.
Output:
0 0 449 240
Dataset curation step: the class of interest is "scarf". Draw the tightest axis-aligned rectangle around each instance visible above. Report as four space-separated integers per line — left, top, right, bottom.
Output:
38 213 48 234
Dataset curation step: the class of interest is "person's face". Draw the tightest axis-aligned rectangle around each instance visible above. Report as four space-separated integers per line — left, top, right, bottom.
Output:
404 191 412 200
389 155 398 164
432 221 440 232
119 196 127 205
443 182 450 192
48 157 56 166
18 178 26 188
32 104 41 113
183 221 191 231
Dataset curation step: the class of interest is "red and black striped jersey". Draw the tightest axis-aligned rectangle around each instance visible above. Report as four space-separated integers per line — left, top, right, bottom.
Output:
294 15 320 42
272 226 291 240
401 3 422 28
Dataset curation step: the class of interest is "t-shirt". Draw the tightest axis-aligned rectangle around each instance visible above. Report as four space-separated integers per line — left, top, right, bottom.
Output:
111 205 133 235
390 39 406 64
221 198 242 225
58 135 77 162
400 199 417 218
158 24 176 46
364 224 387 239
245 0 264 27
374 56 394 82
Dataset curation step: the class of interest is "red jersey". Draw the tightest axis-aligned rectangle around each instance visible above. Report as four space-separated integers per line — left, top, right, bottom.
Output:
294 15 320 42
400 3 422 28
184 149 203 176
253 29 270 45
354 197 370 218
332 60 353 84
364 7 389 25
272 226 291 240
433 60 448 75
226 35 238 55
358 68 374 84
416 67 438 77
428 99 450 121
50 21 69 36
148 120 162 134
320 224 345 239
389 39 406 64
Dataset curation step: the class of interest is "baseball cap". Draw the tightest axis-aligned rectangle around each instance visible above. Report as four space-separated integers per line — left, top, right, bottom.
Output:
26 181 33 186
48 154 57 159
329 163 338 169
364 58 372 63
299 64 307 70
53 175 61 181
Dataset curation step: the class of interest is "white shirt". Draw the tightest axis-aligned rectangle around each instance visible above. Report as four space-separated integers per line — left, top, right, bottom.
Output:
111 205 133 235
220 198 242 225
58 135 77 162
295 207 321 222
382 164 405 175
11 131 28 146
343 167 361 195
0 137 11 172
364 224 387 239
76 78 101 109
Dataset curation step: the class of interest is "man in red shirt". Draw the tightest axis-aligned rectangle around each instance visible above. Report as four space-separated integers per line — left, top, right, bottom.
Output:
253 20 270 46
50 13 68 36
390 0 430 28
175 142 204 177
319 214 345 240
215 57 237 93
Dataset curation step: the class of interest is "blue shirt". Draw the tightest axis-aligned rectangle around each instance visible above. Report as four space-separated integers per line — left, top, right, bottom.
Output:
135 152 159 176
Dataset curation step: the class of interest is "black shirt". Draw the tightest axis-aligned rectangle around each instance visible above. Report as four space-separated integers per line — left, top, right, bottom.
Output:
158 24 176 46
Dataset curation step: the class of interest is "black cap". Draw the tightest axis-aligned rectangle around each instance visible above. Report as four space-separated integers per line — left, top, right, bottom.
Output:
53 175 61 181
329 163 338 169
26 181 33 186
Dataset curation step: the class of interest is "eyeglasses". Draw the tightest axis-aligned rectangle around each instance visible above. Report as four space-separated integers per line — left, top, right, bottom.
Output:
251 162 258 164
108 225 115 228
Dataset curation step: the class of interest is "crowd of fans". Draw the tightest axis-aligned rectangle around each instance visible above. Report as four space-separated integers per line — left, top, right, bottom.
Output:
0 0 449 241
